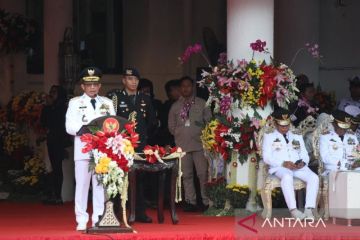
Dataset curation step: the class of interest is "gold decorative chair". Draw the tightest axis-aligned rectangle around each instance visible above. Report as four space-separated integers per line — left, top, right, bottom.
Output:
312 113 334 220
257 116 316 219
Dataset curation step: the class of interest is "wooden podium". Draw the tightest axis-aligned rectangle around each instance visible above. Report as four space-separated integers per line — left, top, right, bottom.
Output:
78 116 135 233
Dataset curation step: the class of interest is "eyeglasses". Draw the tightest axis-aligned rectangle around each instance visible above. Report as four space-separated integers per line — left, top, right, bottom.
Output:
83 83 100 87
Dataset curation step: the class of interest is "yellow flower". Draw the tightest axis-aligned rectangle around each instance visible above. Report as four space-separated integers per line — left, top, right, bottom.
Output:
95 156 112 174
123 139 135 155
95 164 103 174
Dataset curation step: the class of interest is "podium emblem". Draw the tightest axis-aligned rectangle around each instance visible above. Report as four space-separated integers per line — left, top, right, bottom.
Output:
103 117 120 133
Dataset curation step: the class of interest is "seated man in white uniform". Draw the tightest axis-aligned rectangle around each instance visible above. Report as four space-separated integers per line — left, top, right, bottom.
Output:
262 108 319 220
320 110 359 174
65 67 116 231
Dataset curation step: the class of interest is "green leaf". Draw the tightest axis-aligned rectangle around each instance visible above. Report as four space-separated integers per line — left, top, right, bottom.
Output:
88 126 101 134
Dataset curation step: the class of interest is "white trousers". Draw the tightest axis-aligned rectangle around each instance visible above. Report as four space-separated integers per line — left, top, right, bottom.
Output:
274 166 319 210
75 160 105 225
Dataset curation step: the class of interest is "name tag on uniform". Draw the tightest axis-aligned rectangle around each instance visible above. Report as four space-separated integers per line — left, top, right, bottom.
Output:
185 119 190 127
120 104 128 108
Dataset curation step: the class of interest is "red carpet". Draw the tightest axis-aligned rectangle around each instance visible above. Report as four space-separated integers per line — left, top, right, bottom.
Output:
0 202 235 240
1 202 360 240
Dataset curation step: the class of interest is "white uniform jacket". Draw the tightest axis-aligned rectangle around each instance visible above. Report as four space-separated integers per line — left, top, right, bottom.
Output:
65 94 116 160
262 130 309 174
319 130 358 172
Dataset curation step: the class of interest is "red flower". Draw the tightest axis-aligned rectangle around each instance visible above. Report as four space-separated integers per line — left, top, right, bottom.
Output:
260 65 277 101
82 143 94 153
80 133 93 144
124 122 136 134
95 131 105 137
130 133 139 147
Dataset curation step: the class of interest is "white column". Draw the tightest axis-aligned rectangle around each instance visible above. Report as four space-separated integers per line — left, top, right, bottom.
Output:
227 0 274 63
227 0 274 212
43 0 73 91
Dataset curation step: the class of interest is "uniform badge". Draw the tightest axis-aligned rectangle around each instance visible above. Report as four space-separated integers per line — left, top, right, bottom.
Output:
99 103 110 115
292 139 300 150
82 114 88 123
272 138 282 150
348 137 356 145
332 143 339 150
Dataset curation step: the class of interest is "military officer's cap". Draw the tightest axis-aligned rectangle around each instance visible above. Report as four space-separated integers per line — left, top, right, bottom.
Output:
80 67 102 83
272 108 291 126
344 105 360 124
331 109 352 129
349 76 360 87
352 114 360 125
123 67 140 79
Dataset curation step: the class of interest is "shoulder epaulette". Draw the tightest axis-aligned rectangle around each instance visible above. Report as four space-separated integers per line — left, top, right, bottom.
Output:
69 96 80 102
321 130 330 135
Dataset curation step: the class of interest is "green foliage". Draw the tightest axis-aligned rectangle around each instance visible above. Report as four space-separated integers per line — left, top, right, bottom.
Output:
205 177 227 209
225 184 250 209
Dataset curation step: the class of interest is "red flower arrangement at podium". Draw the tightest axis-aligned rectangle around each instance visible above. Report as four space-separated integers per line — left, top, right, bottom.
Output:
80 119 139 198
143 145 183 164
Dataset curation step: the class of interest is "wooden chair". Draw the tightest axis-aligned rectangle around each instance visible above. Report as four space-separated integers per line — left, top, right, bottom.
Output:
257 116 316 219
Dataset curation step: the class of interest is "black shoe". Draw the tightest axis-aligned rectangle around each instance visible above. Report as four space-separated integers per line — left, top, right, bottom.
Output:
135 214 152 223
183 202 197 212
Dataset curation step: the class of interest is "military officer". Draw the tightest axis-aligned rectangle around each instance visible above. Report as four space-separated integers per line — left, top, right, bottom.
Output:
338 76 360 111
262 108 319 220
107 68 156 151
107 67 156 223
319 110 359 174
344 105 360 141
65 67 116 231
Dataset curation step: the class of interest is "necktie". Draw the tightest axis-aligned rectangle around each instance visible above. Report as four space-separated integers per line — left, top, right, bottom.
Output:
340 135 344 142
90 99 96 110
283 134 289 144
129 95 136 105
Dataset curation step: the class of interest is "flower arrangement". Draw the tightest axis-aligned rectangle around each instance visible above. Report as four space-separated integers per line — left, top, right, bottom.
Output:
80 119 139 198
297 96 319 114
200 58 298 112
142 145 181 164
201 116 266 163
0 8 36 54
0 122 28 154
13 152 47 189
11 91 46 133
201 119 219 152
179 40 299 164
225 183 250 208
205 177 227 209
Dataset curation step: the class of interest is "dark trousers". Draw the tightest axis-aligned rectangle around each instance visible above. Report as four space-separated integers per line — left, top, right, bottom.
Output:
47 141 64 199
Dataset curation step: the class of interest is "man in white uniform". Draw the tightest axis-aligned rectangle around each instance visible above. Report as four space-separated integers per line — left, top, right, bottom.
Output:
65 67 116 231
320 110 358 174
262 108 319 220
